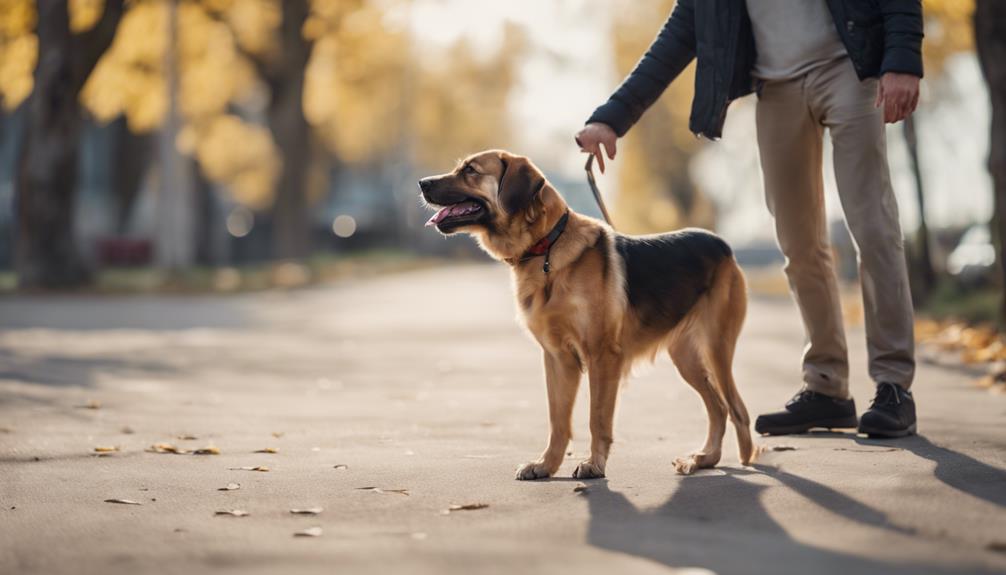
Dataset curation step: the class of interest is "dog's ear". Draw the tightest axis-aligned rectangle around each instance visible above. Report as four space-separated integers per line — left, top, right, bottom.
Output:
498 155 546 217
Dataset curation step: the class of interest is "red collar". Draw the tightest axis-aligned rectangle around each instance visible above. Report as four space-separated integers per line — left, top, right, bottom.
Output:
518 211 569 273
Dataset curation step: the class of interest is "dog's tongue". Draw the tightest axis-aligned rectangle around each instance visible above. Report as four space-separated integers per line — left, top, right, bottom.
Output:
426 206 454 227
425 201 478 227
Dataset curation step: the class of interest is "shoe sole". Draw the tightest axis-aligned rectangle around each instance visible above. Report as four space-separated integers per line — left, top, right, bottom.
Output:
755 416 859 436
858 422 917 439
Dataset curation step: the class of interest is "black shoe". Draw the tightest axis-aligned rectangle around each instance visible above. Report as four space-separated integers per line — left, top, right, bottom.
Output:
858 382 916 438
755 389 858 435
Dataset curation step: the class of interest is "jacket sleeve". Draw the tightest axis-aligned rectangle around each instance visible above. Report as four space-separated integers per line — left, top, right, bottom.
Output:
586 0 697 137
879 0 924 77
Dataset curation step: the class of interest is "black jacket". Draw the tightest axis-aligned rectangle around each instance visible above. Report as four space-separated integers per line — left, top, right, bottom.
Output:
587 0 924 139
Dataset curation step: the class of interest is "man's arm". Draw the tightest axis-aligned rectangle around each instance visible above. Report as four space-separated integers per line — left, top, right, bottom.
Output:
586 0 697 137
876 0 924 123
878 0 924 78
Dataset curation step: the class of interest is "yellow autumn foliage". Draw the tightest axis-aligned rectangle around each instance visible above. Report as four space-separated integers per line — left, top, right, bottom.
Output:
0 0 36 111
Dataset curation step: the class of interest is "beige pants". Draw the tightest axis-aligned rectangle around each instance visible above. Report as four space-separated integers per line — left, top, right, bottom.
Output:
756 57 915 399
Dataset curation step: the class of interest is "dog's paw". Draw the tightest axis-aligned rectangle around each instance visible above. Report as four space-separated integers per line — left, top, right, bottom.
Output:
515 461 553 481
673 452 718 475
572 460 605 479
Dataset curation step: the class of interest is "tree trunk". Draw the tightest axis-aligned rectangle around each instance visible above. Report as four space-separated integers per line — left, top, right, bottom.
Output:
15 0 123 289
902 114 936 302
975 0 1006 324
110 117 152 234
268 0 312 260
155 0 195 271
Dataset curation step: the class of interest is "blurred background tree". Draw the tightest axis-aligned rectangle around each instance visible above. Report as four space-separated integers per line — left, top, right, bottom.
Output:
974 0 1006 322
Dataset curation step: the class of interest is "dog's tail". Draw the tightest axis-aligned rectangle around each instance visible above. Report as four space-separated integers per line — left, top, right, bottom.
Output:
708 257 755 465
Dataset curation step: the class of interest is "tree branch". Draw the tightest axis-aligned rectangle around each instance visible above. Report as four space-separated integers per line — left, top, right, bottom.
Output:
70 0 125 94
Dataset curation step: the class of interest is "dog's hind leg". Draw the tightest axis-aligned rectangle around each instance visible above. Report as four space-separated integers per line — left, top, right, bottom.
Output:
705 260 755 466
516 350 582 480
669 339 727 475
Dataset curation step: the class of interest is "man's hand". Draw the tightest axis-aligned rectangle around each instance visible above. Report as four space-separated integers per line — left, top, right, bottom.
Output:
875 72 920 124
574 123 618 174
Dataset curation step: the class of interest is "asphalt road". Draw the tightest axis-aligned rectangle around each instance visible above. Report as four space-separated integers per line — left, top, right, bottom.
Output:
1 264 1004 575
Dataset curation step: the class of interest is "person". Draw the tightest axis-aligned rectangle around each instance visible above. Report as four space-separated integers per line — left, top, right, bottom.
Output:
576 0 923 438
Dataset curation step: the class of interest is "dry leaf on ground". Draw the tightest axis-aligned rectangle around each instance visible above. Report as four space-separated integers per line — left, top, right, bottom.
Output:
272 432 285 438
294 527 323 537
441 503 489 514
93 446 120 453
289 508 323 515
333 464 348 470
77 400 101 410
356 487 409 496
147 443 190 454
215 509 249 517
104 499 141 505
229 466 269 472
254 448 278 454
573 483 589 493
120 426 135 434
193 446 220 455
218 483 241 491
177 434 198 441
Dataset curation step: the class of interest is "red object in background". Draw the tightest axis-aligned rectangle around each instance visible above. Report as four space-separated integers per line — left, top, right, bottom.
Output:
96 237 153 267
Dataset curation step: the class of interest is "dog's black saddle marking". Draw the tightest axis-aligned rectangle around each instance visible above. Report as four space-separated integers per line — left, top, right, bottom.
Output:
615 229 732 332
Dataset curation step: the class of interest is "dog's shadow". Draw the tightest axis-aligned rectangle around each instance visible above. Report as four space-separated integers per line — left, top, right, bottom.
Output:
583 436 1004 575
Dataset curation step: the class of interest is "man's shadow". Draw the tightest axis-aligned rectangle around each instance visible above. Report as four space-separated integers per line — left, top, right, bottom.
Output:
584 453 1001 575
853 434 1006 508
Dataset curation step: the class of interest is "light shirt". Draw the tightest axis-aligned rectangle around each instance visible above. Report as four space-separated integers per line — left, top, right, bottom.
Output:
745 0 849 80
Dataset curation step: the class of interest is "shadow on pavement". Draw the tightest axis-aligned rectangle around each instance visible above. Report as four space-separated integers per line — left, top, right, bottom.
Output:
0 349 175 389
855 435 1006 509
584 468 990 575
776 431 1006 509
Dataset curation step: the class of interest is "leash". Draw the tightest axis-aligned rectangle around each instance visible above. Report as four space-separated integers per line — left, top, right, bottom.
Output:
579 149 615 228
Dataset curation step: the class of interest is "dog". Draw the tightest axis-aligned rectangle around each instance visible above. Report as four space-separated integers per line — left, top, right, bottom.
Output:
419 150 754 479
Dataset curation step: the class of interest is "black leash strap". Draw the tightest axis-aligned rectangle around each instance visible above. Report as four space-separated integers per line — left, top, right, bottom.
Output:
584 154 614 227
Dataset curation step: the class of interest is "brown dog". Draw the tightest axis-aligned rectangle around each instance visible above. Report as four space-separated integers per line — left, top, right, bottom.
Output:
419 150 754 479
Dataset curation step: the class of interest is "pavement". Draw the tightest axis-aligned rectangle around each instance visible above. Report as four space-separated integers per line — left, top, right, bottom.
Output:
1 264 1004 575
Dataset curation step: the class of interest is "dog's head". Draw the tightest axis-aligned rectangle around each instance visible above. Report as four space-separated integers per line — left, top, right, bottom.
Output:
419 150 563 248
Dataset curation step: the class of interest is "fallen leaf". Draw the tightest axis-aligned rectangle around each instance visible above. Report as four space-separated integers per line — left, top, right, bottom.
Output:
77 400 101 410
271 432 285 438
229 466 269 472
177 434 198 441
769 446 797 452
355 487 409 496
104 499 141 505
332 464 348 470
254 448 278 454
294 527 322 537
289 507 323 515
573 483 589 493
147 443 189 455
215 509 249 517
218 483 241 491
441 502 489 515
93 446 120 453
120 426 135 435
193 446 220 455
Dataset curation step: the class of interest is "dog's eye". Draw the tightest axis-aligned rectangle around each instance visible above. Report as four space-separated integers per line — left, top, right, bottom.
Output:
463 164 478 176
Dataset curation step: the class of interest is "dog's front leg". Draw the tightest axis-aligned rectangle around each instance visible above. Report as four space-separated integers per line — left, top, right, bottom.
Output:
573 352 622 479
515 350 581 480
